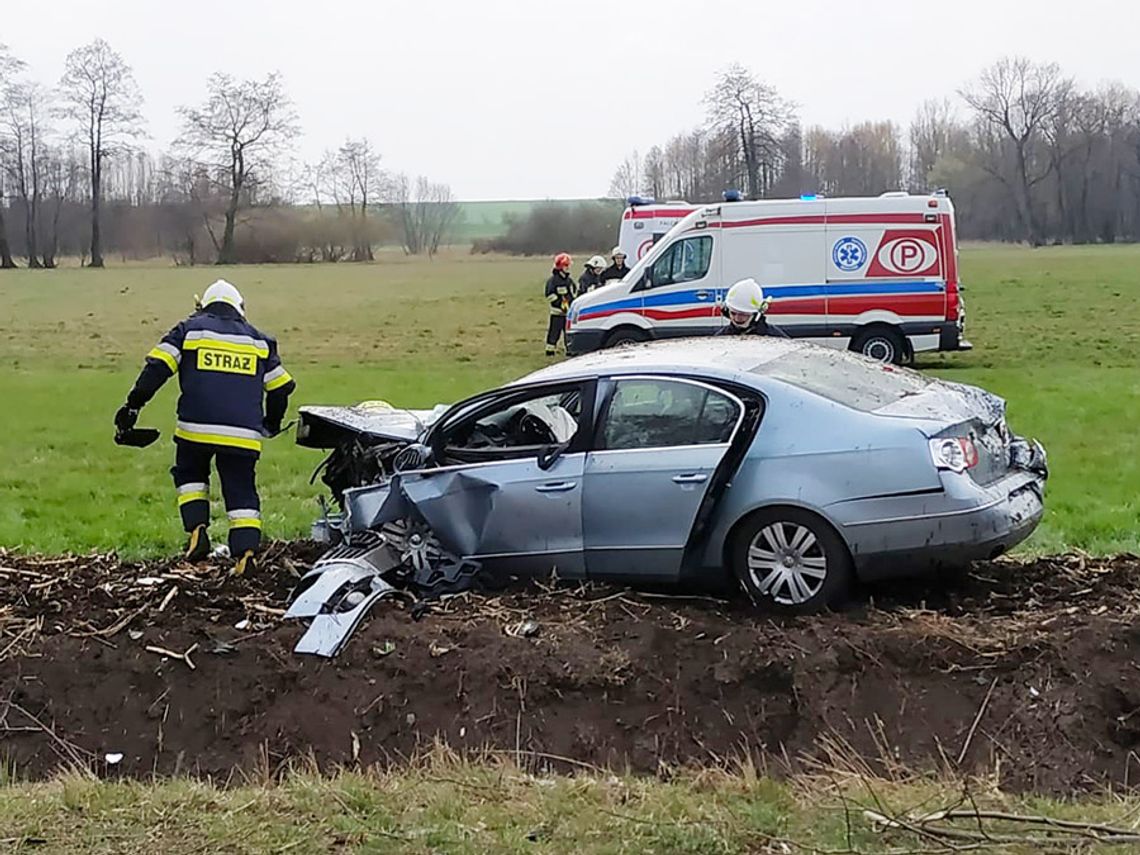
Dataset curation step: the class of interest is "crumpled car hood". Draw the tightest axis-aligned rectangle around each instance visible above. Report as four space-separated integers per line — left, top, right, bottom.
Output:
297 401 449 445
873 380 1006 428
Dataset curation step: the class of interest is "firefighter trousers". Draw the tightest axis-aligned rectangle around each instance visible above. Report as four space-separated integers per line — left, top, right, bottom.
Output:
545 314 566 354
171 441 261 555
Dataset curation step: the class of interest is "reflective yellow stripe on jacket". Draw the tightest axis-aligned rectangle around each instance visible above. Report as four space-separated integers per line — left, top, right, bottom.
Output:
174 420 263 452
263 366 293 391
182 330 270 359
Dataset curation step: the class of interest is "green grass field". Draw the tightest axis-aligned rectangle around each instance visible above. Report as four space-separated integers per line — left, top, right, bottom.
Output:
0 243 1137 558
5 759 1140 853
2 244 1139 851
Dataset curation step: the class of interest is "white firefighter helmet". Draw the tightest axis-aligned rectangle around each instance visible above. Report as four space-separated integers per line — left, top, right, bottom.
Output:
725 278 769 316
587 255 606 270
611 246 626 259
200 279 245 315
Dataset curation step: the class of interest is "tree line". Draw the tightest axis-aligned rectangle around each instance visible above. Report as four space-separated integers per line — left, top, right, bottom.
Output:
611 59 1140 246
0 40 459 268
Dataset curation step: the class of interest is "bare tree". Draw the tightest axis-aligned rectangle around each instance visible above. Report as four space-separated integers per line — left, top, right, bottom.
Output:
159 155 219 266
608 149 641 198
960 57 1070 245
0 44 23 268
393 173 460 258
1 80 52 267
705 64 794 198
642 145 665 199
908 99 968 191
57 39 144 268
39 145 81 267
175 72 299 264
335 138 383 260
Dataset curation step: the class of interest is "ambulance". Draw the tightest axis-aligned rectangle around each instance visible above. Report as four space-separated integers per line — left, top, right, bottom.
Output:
616 196 698 261
567 191 970 364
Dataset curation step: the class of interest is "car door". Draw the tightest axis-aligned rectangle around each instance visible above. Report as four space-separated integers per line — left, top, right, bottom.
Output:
634 233 724 337
419 382 592 579
583 376 744 582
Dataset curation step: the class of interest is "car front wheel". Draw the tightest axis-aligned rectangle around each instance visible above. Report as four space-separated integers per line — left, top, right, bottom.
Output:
732 508 852 613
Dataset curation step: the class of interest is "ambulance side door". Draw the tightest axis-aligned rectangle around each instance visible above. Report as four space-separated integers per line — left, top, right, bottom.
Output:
632 231 724 338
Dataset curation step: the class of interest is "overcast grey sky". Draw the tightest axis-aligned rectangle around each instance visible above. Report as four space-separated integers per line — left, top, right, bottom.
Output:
6 0 1138 199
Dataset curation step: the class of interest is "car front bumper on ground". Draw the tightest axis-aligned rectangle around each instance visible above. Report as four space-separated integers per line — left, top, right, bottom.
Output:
836 467 1046 581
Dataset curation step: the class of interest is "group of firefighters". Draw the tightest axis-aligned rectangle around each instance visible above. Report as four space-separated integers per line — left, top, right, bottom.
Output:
544 249 786 354
543 247 631 355
116 254 786 574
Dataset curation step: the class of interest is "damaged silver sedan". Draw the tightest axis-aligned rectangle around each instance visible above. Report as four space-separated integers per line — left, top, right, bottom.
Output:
286 338 1047 655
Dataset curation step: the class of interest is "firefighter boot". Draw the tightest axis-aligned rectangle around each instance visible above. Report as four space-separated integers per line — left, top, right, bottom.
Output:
185 524 211 562
233 550 259 576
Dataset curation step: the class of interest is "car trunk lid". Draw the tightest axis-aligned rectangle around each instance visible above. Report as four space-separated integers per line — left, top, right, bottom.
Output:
874 383 1045 486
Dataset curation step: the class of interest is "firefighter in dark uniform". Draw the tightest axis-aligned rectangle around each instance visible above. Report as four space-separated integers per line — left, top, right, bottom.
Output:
113 280 296 574
599 246 631 284
578 255 606 294
544 252 575 356
717 278 790 337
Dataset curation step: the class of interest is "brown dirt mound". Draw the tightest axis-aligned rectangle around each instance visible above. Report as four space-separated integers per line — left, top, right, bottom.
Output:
2 545 1139 795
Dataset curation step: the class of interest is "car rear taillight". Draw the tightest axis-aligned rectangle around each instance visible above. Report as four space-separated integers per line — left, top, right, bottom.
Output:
946 282 960 321
929 437 979 473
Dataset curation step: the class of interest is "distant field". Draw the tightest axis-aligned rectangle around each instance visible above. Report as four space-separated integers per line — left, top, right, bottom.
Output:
452 198 598 241
0 243 1137 557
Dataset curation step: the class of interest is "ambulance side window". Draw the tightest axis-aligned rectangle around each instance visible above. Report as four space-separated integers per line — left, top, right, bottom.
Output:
646 236 713 289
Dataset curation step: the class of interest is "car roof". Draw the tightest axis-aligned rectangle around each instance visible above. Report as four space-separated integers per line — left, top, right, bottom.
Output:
517 337 805 386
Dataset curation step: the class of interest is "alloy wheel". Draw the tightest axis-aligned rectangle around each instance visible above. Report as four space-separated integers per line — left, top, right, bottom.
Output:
747 521 828 605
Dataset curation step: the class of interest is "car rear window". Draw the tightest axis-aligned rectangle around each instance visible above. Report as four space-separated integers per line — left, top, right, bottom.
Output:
757 348 932 412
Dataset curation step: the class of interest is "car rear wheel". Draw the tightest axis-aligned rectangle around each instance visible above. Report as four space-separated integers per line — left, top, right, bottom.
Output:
604 327 648 348
851 326 907 365
732 508 852 613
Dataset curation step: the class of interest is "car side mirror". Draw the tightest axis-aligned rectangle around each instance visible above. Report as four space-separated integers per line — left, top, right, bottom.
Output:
537 443 568 471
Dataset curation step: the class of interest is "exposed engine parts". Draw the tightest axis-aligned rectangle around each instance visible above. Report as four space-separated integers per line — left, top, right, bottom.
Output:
311 439 404 505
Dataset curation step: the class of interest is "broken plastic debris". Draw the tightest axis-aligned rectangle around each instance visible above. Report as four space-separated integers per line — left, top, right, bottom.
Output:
104 753 123 765
405 712 416 726
429 641 453 658
128 630 143 641
459 726 466 738
234 619 251 631
1028 686 1041 699
135 577 164 587
505 619 540 639
373 641 397 657
211 544 231 559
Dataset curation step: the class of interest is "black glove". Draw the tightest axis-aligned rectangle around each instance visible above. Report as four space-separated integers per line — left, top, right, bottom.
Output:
262 418 282 438
114 405 139 434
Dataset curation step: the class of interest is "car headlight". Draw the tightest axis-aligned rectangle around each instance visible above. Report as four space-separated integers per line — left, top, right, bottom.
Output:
929 437 979 473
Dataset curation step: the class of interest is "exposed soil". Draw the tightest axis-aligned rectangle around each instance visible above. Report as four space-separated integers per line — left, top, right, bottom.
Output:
2 544 1139 795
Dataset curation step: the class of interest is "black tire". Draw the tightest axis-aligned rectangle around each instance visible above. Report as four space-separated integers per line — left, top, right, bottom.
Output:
604 327 649 348
851 326 907 365
731 507 853 614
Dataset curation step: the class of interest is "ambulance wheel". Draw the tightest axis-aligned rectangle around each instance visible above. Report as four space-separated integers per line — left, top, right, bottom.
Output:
851 326 906 365
604 328 648 348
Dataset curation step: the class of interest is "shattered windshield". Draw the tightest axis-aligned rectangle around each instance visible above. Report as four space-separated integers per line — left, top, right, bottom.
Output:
759 349 932 412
